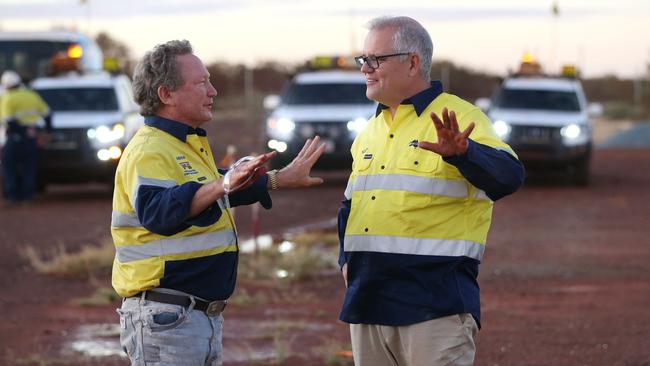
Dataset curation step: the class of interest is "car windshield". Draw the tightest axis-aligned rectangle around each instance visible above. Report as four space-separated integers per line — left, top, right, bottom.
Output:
494 89 581 111
283 83 372 105
36 87 118 111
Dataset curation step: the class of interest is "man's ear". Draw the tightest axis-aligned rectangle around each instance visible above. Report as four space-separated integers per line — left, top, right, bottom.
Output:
157 85 174 106
408 54 421 77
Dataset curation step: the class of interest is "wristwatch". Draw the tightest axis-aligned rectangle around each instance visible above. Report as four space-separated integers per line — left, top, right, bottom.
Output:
267 169 279 190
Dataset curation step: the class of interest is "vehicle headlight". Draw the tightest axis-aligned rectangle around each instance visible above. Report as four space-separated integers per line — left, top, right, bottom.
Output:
560 123 590 145
493 120 512 139
561 124 581 139
88 123 125 144
347 117 369 135
268 117 295 133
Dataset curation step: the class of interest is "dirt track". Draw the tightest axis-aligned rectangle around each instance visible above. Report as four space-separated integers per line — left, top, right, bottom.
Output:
1 147 650 365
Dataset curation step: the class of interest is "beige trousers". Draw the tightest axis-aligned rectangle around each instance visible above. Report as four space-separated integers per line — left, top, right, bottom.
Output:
349 313 478 366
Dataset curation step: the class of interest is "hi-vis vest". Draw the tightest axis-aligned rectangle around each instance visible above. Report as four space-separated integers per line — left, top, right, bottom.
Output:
344 93 516 261
0 88 49 126
111 125 236 298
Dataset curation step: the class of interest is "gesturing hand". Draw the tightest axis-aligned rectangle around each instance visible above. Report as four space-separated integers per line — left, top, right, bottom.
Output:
418 107 475 157
277 136 326 188
224 151 276 193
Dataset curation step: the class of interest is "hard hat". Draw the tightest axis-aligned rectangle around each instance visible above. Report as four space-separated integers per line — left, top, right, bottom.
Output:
1 70 21 88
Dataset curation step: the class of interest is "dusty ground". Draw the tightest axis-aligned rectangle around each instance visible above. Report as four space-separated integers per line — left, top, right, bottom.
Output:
1 118 650 365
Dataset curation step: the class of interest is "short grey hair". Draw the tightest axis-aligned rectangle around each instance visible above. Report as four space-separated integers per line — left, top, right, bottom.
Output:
133 40 193 116
367 16 433 80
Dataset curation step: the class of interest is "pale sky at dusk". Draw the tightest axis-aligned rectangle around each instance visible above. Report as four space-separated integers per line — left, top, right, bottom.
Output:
1 0 649 78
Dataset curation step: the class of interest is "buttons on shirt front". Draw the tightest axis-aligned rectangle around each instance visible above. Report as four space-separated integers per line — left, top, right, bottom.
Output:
414 161 419 165
381 165 385 170
364 228 369 232
371 196 376 200
389 134 394 138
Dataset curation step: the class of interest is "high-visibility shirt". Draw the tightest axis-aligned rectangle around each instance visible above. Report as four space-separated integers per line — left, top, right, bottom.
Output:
0 87 49 127
111 116 271 301
338 81 524 326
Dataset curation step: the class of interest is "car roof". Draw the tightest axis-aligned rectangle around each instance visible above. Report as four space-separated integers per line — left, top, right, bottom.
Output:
31 73 125 89
0 31 90 42
502 77 581 92
293 71 366 84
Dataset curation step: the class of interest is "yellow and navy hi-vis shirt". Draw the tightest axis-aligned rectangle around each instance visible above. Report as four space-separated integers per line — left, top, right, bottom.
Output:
111 116 271 301
338 81 525 327
0 87 50 132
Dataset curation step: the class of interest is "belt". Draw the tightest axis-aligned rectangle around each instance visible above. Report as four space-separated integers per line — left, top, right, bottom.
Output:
138 291 227 317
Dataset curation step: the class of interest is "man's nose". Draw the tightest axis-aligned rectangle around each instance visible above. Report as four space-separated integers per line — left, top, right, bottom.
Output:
208 82 218 97
360 60 373 74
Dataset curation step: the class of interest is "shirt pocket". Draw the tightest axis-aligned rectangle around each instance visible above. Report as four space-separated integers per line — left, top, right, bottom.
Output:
353 152 373 173
396 148 439 173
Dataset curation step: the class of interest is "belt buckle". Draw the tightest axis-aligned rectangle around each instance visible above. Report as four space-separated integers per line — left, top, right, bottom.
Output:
205 300 227 316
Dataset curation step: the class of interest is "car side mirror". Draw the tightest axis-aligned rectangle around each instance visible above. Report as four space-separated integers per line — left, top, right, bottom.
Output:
263 95 281 110
475 98 491 112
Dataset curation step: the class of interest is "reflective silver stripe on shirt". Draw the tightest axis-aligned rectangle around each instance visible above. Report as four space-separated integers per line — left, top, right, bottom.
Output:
344 234 485 261
344 177 354 200
111 211 141 227
116 228 237 263
474 189 490 201
132 176 178 207
348 174 468 198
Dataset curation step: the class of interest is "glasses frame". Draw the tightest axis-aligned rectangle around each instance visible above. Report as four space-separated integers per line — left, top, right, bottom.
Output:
354 52 411 70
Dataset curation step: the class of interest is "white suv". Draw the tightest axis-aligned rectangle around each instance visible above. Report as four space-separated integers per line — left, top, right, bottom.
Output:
479 76 599 185
31 73 143 188
263 70 376 169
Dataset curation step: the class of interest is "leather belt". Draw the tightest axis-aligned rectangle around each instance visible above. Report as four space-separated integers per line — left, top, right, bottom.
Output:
138 291 227 317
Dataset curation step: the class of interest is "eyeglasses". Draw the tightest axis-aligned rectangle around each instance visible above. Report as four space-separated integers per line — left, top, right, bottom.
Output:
354 53 410 70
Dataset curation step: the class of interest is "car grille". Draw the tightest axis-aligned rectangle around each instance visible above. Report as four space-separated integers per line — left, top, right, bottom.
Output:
295 121 349 140
510 125 561 145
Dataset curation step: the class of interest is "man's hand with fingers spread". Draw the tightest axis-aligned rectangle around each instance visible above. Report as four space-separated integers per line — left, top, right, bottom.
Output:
418 107 475 157
275 135 327 188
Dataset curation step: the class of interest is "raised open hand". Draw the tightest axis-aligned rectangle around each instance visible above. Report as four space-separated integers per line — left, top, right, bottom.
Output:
277 135 326 188
418 107 475 157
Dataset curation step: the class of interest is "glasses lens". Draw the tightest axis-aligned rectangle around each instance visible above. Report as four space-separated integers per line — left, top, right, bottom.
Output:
367 56 379 69
354 56 365 68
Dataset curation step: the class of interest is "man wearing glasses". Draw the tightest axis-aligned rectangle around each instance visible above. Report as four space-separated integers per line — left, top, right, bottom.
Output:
338 16 525 365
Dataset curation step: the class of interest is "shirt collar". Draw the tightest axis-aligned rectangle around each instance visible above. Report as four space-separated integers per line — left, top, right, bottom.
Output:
144 115 207 143
375 80 444 117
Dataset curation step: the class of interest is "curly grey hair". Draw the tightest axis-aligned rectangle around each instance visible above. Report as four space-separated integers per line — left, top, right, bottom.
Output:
132 40 193 116
367 16 433 80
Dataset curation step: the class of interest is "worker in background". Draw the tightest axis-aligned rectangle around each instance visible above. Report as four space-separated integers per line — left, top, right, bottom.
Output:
0 70 51 205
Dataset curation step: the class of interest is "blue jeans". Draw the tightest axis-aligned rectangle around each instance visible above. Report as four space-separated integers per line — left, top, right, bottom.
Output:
118 295 224 365
2 134 38 202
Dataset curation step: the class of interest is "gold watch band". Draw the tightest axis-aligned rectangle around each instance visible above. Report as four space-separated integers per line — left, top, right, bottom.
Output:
267 169 279 190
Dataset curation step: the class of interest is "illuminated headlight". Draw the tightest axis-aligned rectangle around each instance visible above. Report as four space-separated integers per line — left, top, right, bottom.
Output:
347 117 369 134
88 123 125 144
493 120 512 139
560 123 589 146
97 146 122 161
267 139 288 153
561 124 581 139
267 117 295 134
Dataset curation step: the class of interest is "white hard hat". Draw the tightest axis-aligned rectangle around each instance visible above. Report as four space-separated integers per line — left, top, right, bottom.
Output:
1 70 21 88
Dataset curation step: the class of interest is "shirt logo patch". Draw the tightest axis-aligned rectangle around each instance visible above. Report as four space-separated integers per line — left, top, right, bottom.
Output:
176 155 186 161
198 176 207 182
409 139 419 147
178 161 199 175
363 153 373 160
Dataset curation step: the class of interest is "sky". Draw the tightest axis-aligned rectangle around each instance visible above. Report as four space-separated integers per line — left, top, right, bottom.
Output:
1 0 649 78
